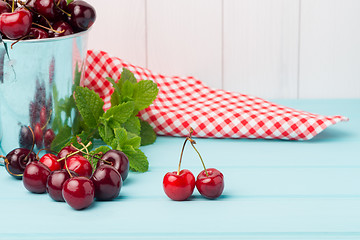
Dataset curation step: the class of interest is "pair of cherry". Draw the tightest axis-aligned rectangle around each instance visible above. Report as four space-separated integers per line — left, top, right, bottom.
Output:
163 129 224 201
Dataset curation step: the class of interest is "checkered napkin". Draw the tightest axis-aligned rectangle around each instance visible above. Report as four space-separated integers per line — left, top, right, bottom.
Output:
83 50 348 140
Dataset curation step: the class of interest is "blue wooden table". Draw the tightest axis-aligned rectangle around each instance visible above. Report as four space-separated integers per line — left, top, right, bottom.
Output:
0 99 359 240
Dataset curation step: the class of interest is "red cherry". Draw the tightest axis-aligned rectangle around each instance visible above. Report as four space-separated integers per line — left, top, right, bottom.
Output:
51 20 73 37
43 128 55 149
23 161 51 193
163 169 195 201
0 8 32 39
57 145 80 159
98 150 129 181
46 169 78 202
4 148 37 179
34 123 43 149
196 168 224 199
34 0 56 20
28 27 49 39
91 164 122 201
62 176 95 210
63 155 92 178
39 106 47 127
0 1 11 15
67 0 96 30
39 153 61 171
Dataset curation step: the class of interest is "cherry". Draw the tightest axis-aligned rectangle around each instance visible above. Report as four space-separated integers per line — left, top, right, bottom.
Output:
50 20 73 37
163 132 195 201
67 0 96 30
28 27 49 39
3 148 37 179
163 169 195 201
62 176 94 210
0 1 11 15
34 122 43 149
34 0 56 20
39 153 61 171
19 125 33 149
44 128 55 149
187 128 224 199
196 168 224 199
23 161 51 193
63 155 92 178
57 145 81 160
0 8 32 39
91 164 122 201
97 150 129 181
39 106 47 127
46 169 77 201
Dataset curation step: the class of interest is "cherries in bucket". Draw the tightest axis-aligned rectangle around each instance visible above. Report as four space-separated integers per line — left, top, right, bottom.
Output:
0 0 95 40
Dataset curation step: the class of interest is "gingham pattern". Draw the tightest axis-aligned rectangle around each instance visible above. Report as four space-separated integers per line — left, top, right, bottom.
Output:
84 50 348 140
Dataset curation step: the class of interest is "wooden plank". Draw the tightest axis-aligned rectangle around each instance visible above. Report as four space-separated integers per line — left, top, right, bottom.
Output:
86 0 147 67
299 0 360 98
223 0 300 99
146 0 222 89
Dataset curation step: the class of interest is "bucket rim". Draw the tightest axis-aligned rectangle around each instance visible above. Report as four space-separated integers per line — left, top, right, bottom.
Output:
2 28 91 44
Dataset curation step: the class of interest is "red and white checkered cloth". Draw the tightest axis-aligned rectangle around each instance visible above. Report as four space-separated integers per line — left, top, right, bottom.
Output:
83 50 348 140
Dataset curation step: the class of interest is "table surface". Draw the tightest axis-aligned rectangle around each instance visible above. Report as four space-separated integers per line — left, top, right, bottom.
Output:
0 99 359 240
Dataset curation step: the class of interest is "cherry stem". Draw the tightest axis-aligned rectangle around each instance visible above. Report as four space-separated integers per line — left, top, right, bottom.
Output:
69 144 107 163
25 126 36 161
3 158 23 177
32 22 65 34
56 141 92 162
188 128 209 177
189 139 208 177
64 154 72 178
41 109 53 130
10 34 31 49
11 0 15 13
54 1 71 17
0 155 5 166
36 148 48 160
177 137 189 175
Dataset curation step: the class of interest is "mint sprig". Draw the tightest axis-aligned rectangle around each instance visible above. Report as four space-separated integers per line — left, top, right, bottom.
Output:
51 68 158 173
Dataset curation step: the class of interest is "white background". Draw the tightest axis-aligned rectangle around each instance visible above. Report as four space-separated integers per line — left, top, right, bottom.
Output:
86 0 360 99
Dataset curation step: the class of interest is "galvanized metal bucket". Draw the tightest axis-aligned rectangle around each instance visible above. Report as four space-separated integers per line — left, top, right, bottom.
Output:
0 30 89 155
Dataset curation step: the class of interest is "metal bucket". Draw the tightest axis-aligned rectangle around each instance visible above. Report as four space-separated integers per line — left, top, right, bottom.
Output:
0 30 89 155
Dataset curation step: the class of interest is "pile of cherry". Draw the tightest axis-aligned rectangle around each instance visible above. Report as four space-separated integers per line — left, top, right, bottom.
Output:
163 128 225 201
0 0 95 40
1 139 129 210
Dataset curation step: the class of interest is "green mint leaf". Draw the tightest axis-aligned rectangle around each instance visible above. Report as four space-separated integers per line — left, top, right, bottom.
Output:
98 120 115 146
120 68 137 84
113 127 128 149
126 132 141 149
122 116 140 135
121 80 134 101
107 77 121 107
110 92 120 107
75 86 104 128
133 80 159 111
122 147 149 172
102 101 134 124
140 120 157 146
51 125 72 152
88 146 111 168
